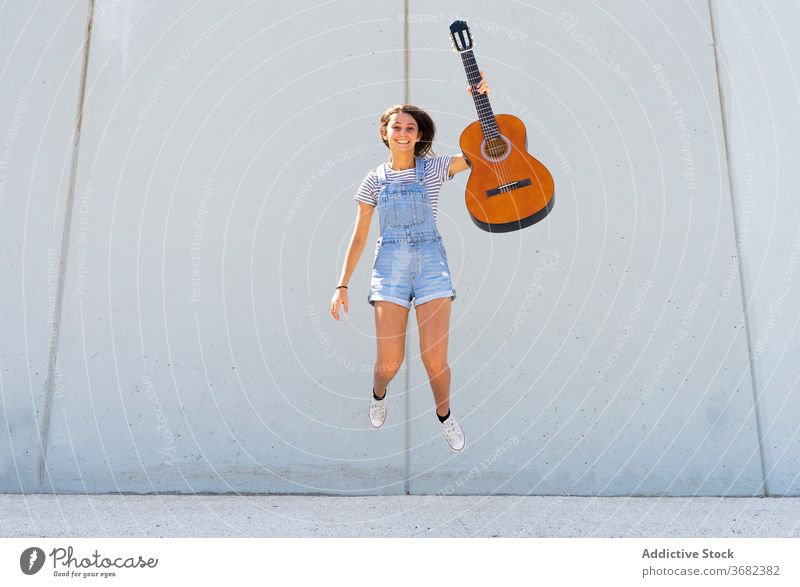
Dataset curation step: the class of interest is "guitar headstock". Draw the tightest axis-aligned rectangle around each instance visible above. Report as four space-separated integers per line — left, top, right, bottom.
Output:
449 20 473 53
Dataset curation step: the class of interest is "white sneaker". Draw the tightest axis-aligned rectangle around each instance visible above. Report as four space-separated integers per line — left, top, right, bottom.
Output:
442 415 466 452
369 388 387 428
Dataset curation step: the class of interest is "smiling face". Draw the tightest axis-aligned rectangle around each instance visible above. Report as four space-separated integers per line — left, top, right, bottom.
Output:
381 111 422 154
378 104 436 158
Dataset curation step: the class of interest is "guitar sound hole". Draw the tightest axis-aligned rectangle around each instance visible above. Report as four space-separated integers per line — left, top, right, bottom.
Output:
480 135 511 162
486 138 507 157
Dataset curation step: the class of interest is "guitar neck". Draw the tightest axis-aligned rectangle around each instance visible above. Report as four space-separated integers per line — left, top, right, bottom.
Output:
459 49 499 139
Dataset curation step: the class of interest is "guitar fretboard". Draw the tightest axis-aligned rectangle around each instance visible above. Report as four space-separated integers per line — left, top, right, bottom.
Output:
459 49 499 140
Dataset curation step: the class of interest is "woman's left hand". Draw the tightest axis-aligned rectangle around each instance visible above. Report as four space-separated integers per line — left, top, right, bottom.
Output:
466 71 490 96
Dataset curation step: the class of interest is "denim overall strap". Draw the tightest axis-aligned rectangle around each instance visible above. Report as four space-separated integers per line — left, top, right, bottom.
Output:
415 156 424 183
375 162 387 185
409 157 438 242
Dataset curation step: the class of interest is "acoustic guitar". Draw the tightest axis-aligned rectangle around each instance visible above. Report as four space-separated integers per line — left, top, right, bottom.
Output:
449 20 555 233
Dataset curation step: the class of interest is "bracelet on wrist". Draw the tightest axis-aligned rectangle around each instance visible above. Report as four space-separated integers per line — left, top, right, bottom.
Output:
336 285 348 289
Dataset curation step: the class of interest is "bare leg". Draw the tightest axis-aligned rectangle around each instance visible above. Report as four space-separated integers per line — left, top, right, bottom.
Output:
373 301 409 397
416 297 452 417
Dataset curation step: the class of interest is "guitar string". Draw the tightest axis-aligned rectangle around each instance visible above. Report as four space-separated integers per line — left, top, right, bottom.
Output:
462 53 515 189
453 34 510 186
462 54 509 185
473 86 513 188
462 52 514 186
472 81 514 187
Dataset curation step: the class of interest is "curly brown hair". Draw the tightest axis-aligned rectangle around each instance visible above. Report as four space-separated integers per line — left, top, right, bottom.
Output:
379 104 436 158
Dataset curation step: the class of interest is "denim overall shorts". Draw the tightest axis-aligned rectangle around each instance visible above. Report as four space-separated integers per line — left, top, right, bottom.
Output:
368 157 457 309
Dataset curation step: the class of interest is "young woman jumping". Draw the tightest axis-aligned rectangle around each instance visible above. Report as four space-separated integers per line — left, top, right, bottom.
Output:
330 74 490 452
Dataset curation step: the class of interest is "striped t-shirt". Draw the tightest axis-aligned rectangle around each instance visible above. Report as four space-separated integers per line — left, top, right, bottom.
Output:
354 155 454 222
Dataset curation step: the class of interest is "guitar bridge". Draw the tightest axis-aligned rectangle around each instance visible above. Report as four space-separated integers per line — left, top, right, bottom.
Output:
486 178 532 196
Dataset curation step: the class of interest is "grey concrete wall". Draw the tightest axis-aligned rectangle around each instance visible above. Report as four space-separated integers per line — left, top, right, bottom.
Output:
0 2 90 492
0 0 796 495
713 1 800 496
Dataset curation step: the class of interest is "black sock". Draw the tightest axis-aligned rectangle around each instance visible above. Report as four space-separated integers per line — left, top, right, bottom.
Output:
373 387 386 401
437 409 450 423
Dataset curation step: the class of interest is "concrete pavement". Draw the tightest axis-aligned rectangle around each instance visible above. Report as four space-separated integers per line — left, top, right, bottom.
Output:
1 495 799 538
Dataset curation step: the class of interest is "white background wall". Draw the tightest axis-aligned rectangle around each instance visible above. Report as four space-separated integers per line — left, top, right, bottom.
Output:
0 0 797 496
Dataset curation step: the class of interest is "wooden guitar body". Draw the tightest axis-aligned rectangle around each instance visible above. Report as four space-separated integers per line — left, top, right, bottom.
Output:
459 114 555 233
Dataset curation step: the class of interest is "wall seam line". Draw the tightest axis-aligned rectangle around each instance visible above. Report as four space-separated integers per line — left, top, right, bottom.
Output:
402 0 411 496
37 0 96 487
707 0 769 496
